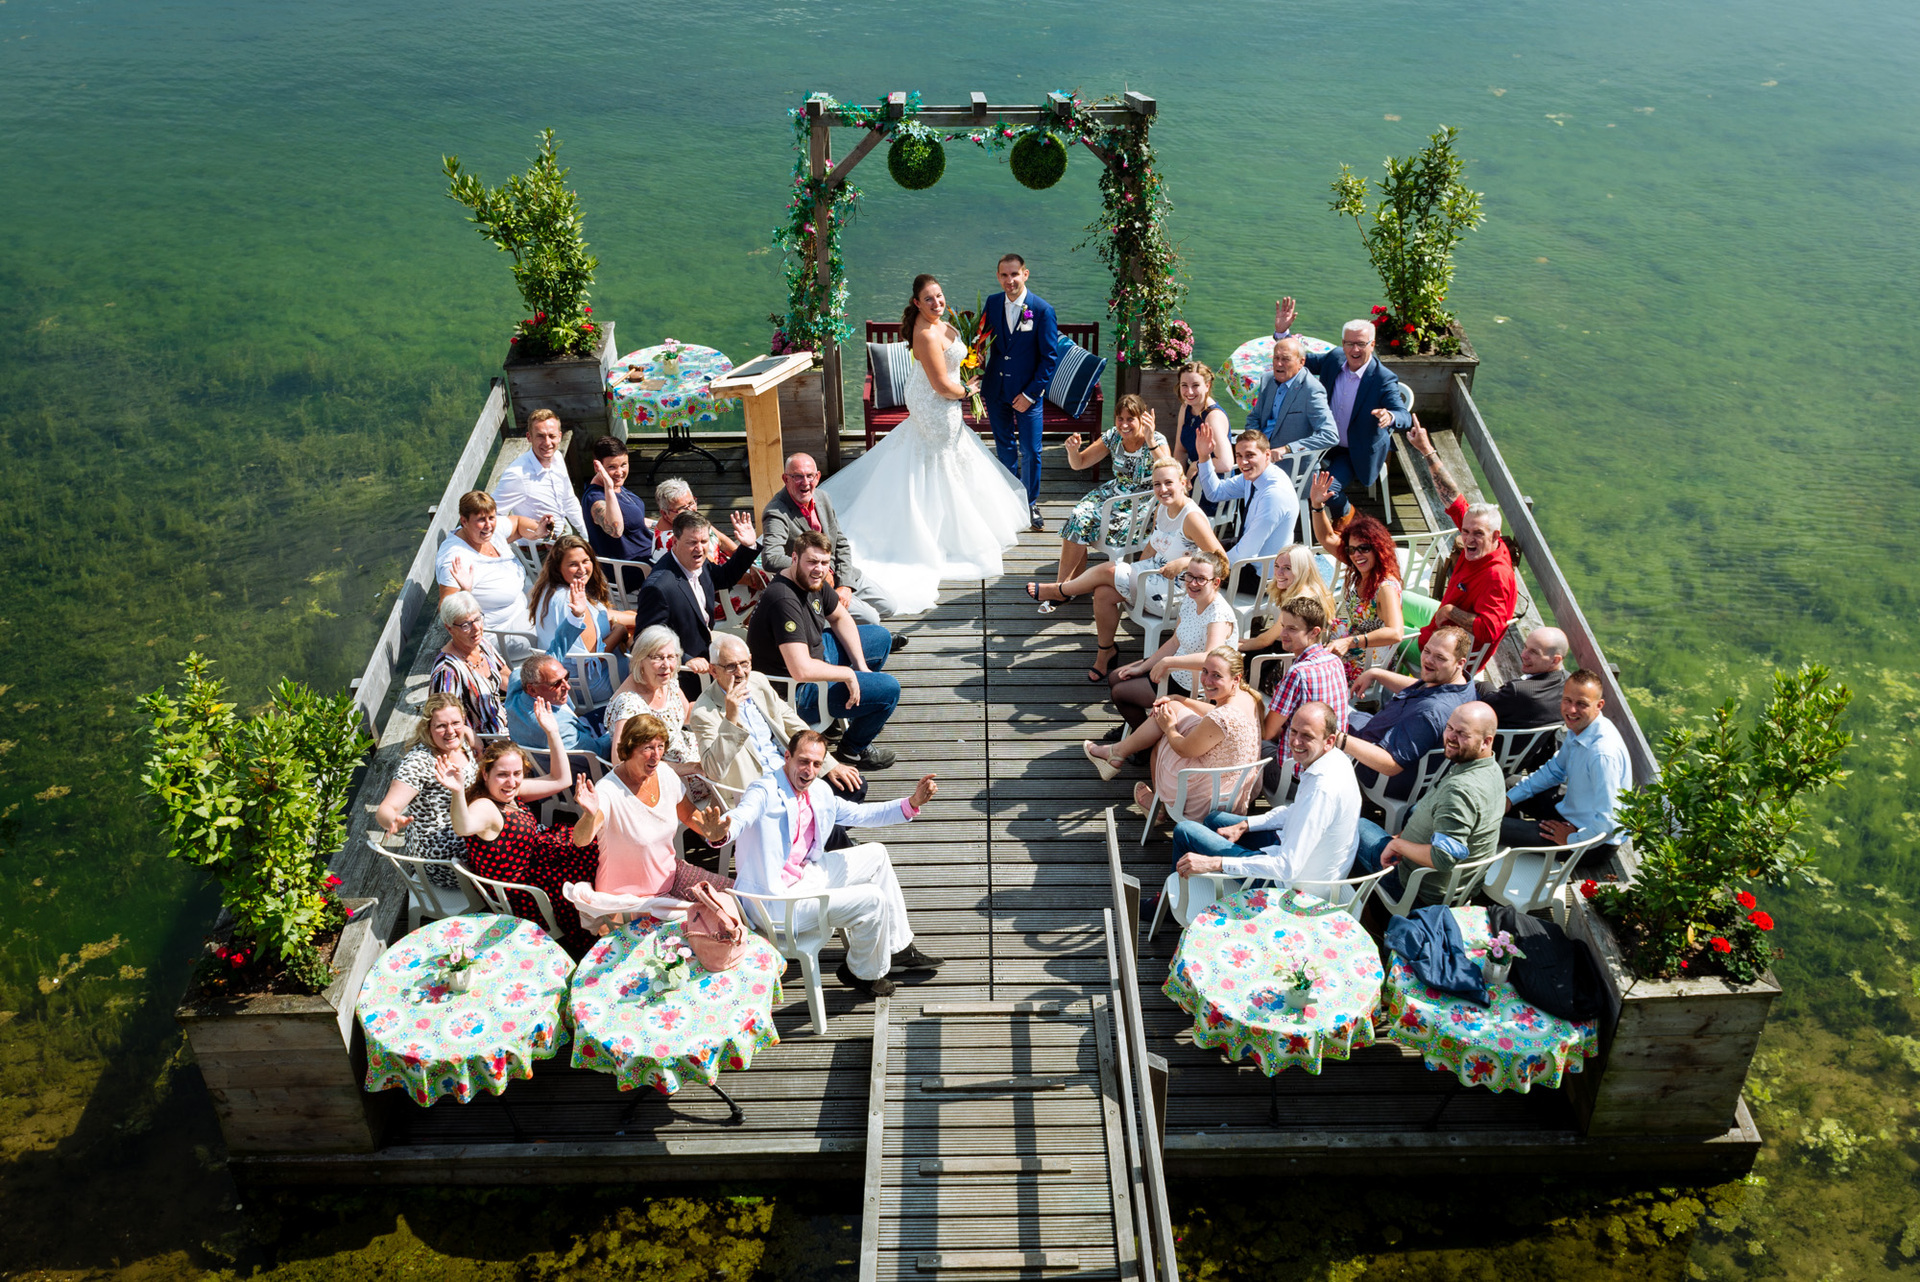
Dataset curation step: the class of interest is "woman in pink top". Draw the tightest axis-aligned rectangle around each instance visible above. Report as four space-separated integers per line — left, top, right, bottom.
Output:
572 714 733 902
1113 647 1263 822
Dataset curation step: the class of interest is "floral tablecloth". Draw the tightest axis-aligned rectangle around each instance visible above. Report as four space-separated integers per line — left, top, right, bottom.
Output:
1162 886 1381 1075
356 914 572 1106
607 344 734 437
1381 905 1599 1093
568 916 784 1094
1223 333 1337 408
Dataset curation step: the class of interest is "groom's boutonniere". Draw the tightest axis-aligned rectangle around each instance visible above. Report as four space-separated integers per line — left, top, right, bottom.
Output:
1018 305 1034 332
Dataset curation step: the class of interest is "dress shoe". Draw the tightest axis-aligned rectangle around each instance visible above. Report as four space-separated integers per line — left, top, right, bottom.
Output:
839 744 897 770
1029 505 1046 532
890 633 909 653
890 944 945 971
837 962 898 998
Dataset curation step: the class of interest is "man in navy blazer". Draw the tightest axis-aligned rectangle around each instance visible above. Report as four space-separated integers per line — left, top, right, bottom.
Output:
632 508 762 696
1245 334 1338 457
983 254 1062 529
1274 297 1410 525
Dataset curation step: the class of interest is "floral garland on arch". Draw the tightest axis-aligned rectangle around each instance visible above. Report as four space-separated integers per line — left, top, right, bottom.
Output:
769 90 1187 370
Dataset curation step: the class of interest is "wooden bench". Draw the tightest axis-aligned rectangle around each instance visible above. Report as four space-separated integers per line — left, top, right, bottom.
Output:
861 320 1105 448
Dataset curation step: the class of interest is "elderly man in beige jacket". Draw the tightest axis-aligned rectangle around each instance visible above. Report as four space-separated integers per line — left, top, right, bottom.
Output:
689 633 869 805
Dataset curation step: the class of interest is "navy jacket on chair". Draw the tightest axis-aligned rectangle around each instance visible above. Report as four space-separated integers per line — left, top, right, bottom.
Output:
1293 338 1412 488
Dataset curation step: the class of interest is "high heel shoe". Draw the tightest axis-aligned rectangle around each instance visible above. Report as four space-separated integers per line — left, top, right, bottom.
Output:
1083 740 1123 782
1086 642 1118 684
1026 581 1068 615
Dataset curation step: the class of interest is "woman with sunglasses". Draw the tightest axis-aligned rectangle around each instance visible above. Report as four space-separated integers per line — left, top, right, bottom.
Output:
1089 549 1238 747
1310 472 1407 681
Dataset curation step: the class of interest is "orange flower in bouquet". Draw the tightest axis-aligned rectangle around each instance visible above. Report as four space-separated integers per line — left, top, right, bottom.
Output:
946 296 992 422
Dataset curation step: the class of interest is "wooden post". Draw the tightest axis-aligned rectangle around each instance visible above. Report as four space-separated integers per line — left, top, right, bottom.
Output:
970 91 987 121
806 99 843 473
742 388 785 533
1113 94 1158 398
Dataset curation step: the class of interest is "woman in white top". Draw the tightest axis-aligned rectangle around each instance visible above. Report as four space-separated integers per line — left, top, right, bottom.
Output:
436 490 550 658
1025 456 1225 684
605 625 700 774
1098 549 1238 737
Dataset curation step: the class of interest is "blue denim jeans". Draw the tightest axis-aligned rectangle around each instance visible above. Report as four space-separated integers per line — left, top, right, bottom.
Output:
1169 810 1269 871
1350 817 1403 898
795 625 900 757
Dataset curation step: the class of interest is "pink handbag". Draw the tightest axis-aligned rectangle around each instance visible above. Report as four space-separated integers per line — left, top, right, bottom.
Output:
682 881 748 972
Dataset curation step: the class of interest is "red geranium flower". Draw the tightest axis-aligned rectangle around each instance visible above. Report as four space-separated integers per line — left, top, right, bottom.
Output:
229 954 246 969
584 306 592 314
1736 891 1756 909
1749 911 1774 931
1710 936 1732 953
1371 305 1386 314
1579 879 1599 899
1404 324 1416 333
325 874 343 889
1680 959 1689 969
1389 339 1401 347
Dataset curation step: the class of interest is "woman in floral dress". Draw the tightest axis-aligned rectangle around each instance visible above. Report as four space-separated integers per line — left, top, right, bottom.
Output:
1310 473 1407 682
374 693 478 890
1053 394 1169 586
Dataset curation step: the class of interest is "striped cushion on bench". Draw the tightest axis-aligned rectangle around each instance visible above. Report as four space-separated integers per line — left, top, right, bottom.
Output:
1046 337 1106 420
867 341 915 410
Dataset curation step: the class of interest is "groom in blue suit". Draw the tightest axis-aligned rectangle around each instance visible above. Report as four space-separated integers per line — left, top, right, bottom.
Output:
984 254 1062 530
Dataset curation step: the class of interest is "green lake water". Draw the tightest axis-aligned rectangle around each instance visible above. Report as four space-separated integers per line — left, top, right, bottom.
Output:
1 0 1916 1275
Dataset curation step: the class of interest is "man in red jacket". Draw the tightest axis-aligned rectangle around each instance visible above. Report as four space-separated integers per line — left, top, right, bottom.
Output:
1406 418 1516 673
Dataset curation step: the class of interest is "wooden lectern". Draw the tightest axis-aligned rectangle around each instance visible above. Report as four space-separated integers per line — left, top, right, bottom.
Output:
706 352 819 532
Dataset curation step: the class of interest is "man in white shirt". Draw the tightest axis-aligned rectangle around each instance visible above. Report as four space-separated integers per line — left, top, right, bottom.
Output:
1163 702 1361 924
1196 429 1299 567
492 408 587 540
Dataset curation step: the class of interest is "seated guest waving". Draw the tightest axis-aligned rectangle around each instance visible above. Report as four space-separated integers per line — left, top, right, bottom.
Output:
437 491 550 656
494 408 588 539
719 730 942 999
1244 334 1337 457
1479 626 1571 728
568 714 733 933
442 708 598 950
1308 486 1407 683
1341 625 1476 801
528 536 632 698
1171 362 1232 513
1098 550 1238 738
747 530 902 771
375 693 478 892
606 625 700 773
583 437 653 563
1055 395 1170 588
1271 296 1411 527
1405 419 1516 672
688 634 868 804
1238 543 1339 692
507 654 612 761
1196 430 1298 567
633 508 762 697
1502 668 1629 857
430 591 511 737
1167 701 1361 920
1350 702 1505 905
760 452 895 625
1027 456 1225 683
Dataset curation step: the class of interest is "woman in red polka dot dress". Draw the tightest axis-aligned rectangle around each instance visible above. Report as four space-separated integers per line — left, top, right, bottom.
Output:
439 700 600 952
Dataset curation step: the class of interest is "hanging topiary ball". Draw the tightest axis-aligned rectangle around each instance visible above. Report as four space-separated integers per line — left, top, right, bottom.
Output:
1010 131 1068 190
887 134 946 191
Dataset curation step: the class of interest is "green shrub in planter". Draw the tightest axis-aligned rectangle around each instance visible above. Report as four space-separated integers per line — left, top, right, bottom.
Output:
1010 132 1068 190
888 135 946 190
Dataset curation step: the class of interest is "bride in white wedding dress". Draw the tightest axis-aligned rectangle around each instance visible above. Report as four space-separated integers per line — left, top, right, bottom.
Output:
820 274 1031 615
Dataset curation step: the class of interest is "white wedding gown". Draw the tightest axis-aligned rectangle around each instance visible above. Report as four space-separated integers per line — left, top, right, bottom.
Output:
820 333 1031 614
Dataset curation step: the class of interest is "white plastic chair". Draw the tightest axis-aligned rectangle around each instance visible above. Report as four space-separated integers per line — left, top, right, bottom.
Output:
510 538 552 582
456 863 563 938
731 887 839 1037
369 835 478 933
1124 568 1178 658
1359 743 1451 834
1247 651 1295 697
1140 759 1265 846
1484 830 1614 925
560 651 619 716
1271 446 1327 546
1090 488 1160 565
1395 530 1456 597
716 581 756 631
599 557 652 612
1222 553 1279 635
1148 864 1395 940
1490 723 1563 783
762 673 836 734
518 748 612 830
1377 848 1507 918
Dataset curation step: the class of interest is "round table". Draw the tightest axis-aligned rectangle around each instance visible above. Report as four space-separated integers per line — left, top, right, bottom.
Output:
568 916 784 1111
356 914 572 1106
607 344 735 477
1224 333 1336 408
1381 905 1599 1093
1162 886 1382 1088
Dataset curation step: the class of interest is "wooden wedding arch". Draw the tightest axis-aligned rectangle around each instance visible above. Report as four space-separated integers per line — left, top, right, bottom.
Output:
794 90 1160 470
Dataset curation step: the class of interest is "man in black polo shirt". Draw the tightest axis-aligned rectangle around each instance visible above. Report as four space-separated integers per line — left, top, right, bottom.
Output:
747 530 902 770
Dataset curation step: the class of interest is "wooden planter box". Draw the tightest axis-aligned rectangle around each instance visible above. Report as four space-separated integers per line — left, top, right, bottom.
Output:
176 898 386 1155
1565 897 1777 1137
1136 368 1183 440
502 321 616 440
778 368 828 466
1381 324 1479 406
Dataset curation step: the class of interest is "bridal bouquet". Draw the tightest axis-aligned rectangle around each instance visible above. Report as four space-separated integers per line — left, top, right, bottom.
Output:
945 296 992 422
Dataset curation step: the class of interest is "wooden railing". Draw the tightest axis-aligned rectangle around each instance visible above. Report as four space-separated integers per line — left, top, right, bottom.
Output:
1104 808 1178 1282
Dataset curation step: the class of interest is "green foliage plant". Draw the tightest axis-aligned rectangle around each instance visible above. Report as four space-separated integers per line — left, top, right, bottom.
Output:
1591 663 1853 984
1009 131 1068 190
1329 124 1484 357
444 129 602 362
141 654 372 994
886 131 946 190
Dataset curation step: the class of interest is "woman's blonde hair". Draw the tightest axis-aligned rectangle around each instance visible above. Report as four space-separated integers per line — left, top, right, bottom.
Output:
1202 645 1257 702
1263 543 1338 622
1178 360 1215 389
1188 548 1228 584
408 692 469 751
617 712 670 760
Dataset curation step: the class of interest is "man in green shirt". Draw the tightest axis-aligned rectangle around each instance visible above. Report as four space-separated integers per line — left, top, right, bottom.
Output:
1350 702 1503 904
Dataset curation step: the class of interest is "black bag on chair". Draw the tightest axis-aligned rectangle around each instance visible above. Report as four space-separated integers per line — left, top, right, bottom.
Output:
1488 905 1607 1023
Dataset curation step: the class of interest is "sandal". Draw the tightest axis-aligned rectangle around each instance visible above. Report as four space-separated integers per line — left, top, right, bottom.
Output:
1086 643 1119 684
1083 740 1123 783
1026 581 1067 614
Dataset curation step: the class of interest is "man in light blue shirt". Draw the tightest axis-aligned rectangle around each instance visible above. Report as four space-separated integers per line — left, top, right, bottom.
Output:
1196 429 1298 566
505 654 611 760
1502 669 1629 854
1245 335 1337 456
